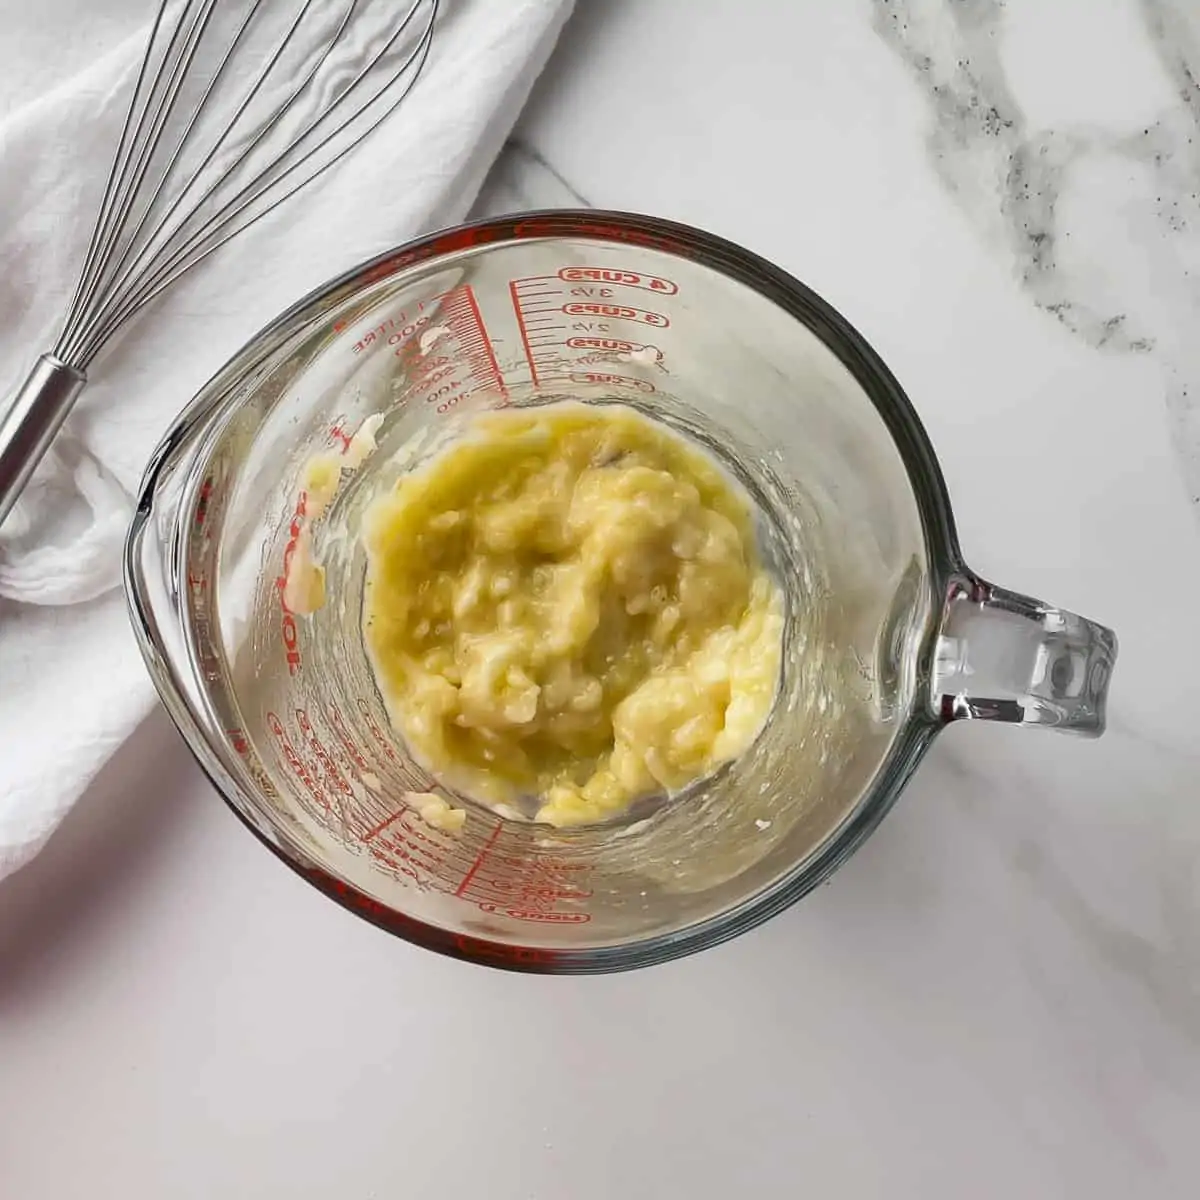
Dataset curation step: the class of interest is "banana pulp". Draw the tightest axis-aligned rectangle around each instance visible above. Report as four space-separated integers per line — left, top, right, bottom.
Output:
361 402 784 827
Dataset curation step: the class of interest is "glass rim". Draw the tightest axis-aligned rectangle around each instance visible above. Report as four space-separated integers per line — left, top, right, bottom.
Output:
126 209 962 974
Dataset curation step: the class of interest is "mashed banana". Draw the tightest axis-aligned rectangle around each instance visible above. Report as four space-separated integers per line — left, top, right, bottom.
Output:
361 403 783 827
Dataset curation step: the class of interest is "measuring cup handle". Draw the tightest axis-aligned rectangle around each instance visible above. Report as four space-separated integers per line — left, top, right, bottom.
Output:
930 572 1117 734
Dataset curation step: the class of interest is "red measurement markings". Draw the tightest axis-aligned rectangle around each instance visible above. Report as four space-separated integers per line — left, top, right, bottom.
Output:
394 333 448 391
442 284 508 404
368 812 485 892
512 274 677 386
512 274 619 385
361 801 413 842
356 698 399 762
348 312 430 355
565 336 662 359
510 276 593 381
468 854 594 923
490 909 591 924
509 277 553 385
450 824 594 922
230 729 280 803
367 826 426 888
569 371 655 393
558 266 678 294
274 491 309 673
362 285 504 413
562 302 668 327
194 477 214 525
266 710 330 821
327 702 373 776
265 706 398 843
295 708 355 802
264 706 597 917
454 821 504 897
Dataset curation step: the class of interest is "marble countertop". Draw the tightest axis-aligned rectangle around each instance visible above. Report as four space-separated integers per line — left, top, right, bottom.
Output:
3 2 1198 1196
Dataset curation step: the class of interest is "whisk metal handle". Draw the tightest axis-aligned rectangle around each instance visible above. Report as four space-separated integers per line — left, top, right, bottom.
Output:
0 355 88 529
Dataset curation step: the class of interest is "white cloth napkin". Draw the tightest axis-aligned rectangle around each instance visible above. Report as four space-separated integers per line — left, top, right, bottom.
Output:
0 0 574 881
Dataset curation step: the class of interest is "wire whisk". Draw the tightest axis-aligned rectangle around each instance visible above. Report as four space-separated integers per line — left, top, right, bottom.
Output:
0 0 440 527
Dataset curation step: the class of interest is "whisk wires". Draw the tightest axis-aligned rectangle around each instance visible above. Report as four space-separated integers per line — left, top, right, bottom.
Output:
54 0 440 370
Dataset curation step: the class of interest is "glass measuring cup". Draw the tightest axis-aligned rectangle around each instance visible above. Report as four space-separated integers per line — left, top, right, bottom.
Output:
126 212 1117 972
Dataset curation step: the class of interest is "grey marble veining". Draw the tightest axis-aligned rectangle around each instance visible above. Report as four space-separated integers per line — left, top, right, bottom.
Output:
470 138 592 218
872 0 1200 508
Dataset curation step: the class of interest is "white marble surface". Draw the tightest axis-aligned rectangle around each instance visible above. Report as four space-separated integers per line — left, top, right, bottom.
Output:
3 2 1199 1196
